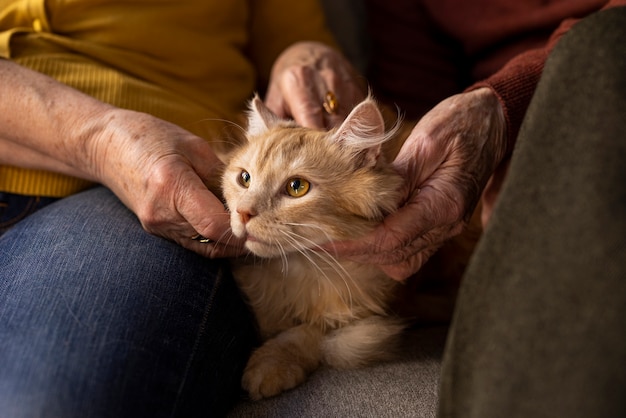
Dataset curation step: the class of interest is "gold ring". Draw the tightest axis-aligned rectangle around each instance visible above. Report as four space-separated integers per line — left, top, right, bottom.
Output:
322 91 339 115
191 234 214 244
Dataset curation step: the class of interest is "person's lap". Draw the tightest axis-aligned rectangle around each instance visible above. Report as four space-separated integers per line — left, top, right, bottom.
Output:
0 187 256 417
2 7 625 418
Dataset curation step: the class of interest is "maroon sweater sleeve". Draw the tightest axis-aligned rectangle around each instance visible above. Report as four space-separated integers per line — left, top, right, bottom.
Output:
469 0 624 154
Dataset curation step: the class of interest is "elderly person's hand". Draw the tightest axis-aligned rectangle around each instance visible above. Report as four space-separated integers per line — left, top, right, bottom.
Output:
0 60 244 259
327 88 508 280
265 41 366 128
90 109 246 258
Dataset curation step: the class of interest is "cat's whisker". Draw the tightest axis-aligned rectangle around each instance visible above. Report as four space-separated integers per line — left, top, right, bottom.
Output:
279 231 331 297
309 251 354 310
282 223 360 291
213 226 234 248
280 230 356 311
192 117 247 136
284 222 335 245
276 238 289 276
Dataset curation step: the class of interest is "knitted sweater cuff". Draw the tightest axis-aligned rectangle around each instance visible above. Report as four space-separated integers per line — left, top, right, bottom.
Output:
467 48 546 156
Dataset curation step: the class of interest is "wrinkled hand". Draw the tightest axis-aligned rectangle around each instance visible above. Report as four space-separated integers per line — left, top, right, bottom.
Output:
91 109 245 258
328 88 507 280
265 41 366 129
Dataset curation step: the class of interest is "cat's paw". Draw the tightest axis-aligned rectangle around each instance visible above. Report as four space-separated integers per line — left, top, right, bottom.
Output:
242 349 308 400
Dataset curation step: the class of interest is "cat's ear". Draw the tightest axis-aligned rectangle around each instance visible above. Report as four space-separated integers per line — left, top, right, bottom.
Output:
331 97 388 167
246 94 284 137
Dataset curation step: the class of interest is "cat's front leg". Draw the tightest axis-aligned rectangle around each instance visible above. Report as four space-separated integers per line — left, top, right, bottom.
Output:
242 323 323 400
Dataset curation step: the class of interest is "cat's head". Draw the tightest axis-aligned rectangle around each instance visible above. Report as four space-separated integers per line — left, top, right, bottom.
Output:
221 95 403 258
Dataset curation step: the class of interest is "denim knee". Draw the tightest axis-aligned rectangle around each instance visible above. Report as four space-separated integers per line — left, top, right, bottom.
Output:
0 187 256 417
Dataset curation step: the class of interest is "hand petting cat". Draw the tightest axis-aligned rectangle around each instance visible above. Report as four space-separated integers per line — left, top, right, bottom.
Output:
327 88 507 281
264 41 366 129
0 60 242 259
123 41 364 257
85 109 247 259
185 42 363 257
103 43 365 260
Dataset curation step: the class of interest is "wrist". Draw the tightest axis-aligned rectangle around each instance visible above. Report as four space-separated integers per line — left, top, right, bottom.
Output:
471 87 508 167
80 107 140 187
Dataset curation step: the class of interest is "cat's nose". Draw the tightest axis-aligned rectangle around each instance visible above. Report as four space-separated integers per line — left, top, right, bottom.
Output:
237 208 257 224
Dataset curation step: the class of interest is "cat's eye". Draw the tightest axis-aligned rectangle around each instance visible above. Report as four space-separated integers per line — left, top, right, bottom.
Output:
286 178 310 197
238 170 251 188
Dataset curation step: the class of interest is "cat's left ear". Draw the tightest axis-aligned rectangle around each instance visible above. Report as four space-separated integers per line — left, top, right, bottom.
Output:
246 94 285 137
331 97 387 167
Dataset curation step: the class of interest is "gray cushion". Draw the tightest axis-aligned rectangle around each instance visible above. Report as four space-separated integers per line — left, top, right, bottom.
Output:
228 326 446 418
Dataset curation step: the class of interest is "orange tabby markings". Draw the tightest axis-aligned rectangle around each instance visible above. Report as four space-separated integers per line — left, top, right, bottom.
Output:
242 324 322 400
223 95 407 399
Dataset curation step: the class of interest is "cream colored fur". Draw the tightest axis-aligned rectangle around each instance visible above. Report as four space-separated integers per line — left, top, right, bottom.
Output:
222 95 405 400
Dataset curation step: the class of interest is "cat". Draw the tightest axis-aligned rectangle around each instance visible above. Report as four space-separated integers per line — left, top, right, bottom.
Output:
221 95 407 400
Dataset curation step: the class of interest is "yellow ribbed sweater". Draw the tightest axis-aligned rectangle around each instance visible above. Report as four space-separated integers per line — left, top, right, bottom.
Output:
0 0 335 197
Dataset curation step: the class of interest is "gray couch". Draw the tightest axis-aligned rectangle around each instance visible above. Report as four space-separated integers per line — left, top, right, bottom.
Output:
229 3 446 416
229 326 445 417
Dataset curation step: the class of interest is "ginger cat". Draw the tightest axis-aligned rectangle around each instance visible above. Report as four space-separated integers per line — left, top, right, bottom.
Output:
222 96 407 400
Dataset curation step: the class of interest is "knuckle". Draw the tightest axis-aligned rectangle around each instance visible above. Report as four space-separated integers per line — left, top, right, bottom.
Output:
137 206 166 233
284 65 314 85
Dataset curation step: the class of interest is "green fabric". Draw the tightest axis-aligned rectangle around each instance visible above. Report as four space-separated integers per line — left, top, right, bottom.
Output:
439 7 626 418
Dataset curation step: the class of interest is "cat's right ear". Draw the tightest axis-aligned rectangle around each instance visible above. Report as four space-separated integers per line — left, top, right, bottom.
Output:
331 96 390 167
246 94 284 137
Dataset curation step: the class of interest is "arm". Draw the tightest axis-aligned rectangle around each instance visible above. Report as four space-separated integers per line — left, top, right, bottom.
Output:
0 59 110 178
0 59 244 257
327 0 624 281
471 0 623 223
474 0 625 154
328 87 506 280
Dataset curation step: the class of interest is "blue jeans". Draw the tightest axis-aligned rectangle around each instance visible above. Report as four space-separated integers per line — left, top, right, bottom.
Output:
0 192 58 235
0 187 257 417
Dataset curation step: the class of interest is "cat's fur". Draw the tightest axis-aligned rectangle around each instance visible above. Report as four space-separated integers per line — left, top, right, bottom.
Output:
221 95 406 400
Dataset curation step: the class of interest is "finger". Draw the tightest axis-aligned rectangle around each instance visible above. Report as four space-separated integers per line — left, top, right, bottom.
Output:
184 237 247 259
264 84 289 119
322 189 430 261
318 68 370 129
171 146 248 257
323 183 465 264
325 223 443 281
172 172 245 249
378 246 440 281
172 211 246 259
267 66 325 129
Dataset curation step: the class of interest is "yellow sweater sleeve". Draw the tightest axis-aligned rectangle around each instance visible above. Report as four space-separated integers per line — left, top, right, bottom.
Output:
0 0 338 197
